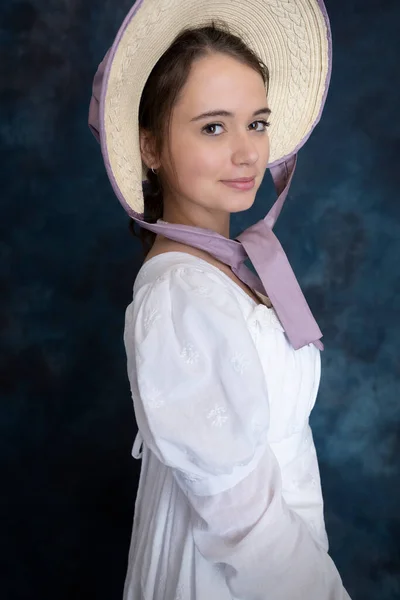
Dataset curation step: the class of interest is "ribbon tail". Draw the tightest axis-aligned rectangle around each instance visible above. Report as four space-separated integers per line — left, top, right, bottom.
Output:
230 261 267 297
237 220 323 351
267 154 297 228
132 431 143 459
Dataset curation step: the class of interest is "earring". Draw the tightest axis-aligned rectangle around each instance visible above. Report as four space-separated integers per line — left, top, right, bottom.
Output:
151 167 157 175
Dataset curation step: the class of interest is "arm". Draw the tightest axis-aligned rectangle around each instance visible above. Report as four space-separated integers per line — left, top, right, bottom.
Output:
125 265 351 600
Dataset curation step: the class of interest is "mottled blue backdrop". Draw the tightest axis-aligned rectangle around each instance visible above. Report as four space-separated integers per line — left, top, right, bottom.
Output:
1 0 399 598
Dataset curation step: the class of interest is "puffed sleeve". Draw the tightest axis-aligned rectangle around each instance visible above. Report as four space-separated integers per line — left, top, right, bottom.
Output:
125 265 351 600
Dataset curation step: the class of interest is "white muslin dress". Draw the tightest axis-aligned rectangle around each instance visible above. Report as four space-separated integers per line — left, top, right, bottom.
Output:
122 251 351 600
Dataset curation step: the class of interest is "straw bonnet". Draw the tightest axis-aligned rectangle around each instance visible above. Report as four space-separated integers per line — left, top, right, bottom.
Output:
89 0 332 350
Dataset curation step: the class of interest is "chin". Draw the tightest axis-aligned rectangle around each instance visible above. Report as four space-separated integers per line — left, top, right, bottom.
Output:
227 193 257 213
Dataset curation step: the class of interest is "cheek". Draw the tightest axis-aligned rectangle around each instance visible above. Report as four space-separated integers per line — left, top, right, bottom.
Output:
173 145 221 190
185 145 222 181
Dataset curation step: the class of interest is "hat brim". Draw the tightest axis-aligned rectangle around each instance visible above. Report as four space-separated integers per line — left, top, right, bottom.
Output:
100 0 331 217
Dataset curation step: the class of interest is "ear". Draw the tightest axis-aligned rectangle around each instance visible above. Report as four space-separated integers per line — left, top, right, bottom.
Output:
139 128 160 170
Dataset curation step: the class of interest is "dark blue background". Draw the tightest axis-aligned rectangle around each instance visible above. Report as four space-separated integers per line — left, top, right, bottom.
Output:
1 1 399 598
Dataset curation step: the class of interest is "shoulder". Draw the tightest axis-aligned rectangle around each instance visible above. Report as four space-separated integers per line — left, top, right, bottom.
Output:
133 252 237 311
125 253 253 357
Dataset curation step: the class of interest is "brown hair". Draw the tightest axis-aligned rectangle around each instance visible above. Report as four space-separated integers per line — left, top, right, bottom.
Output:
129 20 270 256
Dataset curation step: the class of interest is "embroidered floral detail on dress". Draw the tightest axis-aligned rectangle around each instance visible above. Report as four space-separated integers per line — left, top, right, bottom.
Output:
230 352 250 375
192 284 211 297
308 473 317 488
143 307 161 334
250 305 285 332
155 272 169 283
137 261 151 282
181 471 204 483
143 382 165 410
206 404 228 427
179 342 200 365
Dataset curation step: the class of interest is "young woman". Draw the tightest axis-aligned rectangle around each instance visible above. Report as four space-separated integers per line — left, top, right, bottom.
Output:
89 1 351 598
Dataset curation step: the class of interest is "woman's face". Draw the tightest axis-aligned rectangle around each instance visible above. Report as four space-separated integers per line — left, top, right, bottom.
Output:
144 52 271 236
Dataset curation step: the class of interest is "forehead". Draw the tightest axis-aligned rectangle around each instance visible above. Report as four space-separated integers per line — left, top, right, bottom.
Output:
174 53 267 114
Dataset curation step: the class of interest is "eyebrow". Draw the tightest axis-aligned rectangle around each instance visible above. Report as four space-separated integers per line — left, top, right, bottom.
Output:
190 107 272 122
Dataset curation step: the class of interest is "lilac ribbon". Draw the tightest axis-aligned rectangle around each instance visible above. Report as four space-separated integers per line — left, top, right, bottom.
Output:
237 157 324 351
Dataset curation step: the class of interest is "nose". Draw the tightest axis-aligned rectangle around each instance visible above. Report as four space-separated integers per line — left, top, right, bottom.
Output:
231 132 259 166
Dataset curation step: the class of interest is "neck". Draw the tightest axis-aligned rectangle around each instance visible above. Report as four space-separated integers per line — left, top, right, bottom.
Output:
162 207 230 239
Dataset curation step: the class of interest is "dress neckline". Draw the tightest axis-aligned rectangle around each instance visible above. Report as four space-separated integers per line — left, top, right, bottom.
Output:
141 251 273 310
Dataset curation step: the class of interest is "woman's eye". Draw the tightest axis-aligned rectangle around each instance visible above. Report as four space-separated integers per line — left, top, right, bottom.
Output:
202 123 224 135
202 120 271 136
250 120 271 131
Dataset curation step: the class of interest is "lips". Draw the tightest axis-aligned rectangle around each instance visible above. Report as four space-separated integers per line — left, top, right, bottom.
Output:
222 177 255 183
221 177 256 191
